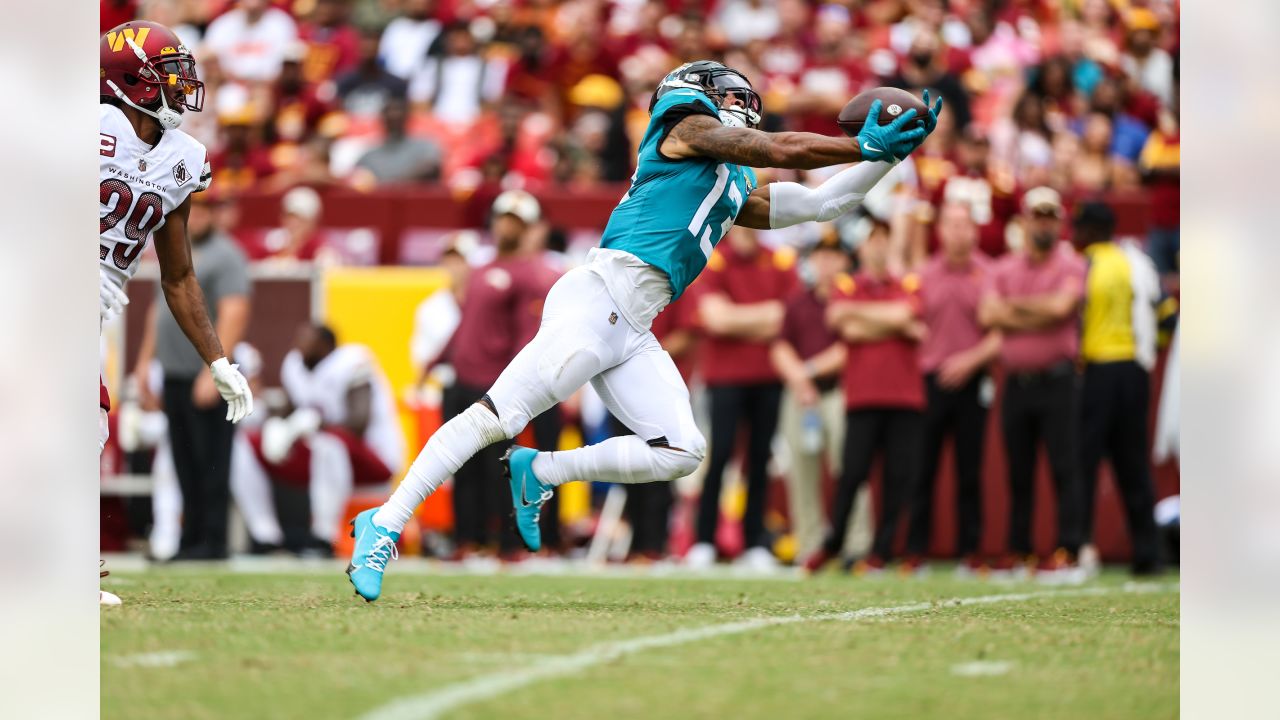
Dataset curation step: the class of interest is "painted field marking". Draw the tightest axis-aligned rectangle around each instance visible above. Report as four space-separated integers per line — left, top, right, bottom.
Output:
110 651 196 669
951 660 1015 677
359 582 1176 720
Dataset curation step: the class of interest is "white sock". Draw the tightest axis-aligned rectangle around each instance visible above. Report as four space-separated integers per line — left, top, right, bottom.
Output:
372 403 506 533
531 435 701 486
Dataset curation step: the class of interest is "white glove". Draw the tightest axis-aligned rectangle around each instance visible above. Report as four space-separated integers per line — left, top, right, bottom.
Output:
260 416 294 464
210 357 253 423
99 272 129 324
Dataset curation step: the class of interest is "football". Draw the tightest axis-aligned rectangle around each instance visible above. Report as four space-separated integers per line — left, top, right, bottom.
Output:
836 86 929 137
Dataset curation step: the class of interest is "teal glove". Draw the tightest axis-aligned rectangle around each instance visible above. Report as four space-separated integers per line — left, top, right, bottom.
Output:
856 99 926 163
893 90 946 160
921 88 944 134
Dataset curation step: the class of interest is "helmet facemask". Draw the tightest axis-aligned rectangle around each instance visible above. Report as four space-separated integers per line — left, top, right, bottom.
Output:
105 36 204 130
705 71 762 129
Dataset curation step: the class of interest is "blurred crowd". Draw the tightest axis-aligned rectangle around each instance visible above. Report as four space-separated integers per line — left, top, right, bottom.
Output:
104 0 1178 269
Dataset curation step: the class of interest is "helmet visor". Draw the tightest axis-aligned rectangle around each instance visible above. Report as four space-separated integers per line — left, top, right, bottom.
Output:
707 71 762 126
153 55 203 112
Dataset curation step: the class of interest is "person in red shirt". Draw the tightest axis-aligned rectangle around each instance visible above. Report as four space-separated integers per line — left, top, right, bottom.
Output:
689 227 798 570
905 202 1001 574
979 187 1087 578
769 231 865 565
810 218 925 574
297 0 361 84
441 190 551 559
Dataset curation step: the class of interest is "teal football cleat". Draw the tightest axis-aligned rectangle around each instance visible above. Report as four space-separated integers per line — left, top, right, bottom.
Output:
503 446 554 552
346 508 400 602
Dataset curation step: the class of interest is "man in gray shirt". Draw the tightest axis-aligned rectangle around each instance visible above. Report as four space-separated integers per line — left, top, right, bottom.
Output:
134 192 252 560
354 96 442 184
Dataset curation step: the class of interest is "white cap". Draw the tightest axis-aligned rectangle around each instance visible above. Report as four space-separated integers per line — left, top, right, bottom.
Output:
1022 186 1064 217
282 186 322 221
491 190 541 225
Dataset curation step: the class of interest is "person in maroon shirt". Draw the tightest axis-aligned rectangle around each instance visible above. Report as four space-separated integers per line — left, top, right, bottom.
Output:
297 0 362 84
904 202 1001 574
809 219 925 574
689 226 798 570
442 190 549 559
979 187 1087 577
769 232 863 565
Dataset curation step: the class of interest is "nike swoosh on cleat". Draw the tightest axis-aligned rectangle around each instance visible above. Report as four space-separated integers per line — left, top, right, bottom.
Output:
519 475 536 507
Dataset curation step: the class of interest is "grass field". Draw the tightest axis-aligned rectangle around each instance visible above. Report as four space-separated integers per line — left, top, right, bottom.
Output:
101 563 1178 720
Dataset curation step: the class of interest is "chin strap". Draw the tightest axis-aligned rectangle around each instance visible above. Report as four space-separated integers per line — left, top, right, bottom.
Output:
107 36 183 130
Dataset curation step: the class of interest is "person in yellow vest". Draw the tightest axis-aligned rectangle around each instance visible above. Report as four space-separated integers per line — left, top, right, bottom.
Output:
1075 200 1163 576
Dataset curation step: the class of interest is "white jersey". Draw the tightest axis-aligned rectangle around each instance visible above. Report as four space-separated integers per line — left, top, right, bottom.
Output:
99 104 211 301
280 345 405 473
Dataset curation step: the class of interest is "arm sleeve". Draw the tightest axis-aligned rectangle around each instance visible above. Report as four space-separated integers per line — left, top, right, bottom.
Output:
768 161 897 229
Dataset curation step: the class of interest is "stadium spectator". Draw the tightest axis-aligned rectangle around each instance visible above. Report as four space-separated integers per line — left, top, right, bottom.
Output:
812 219 925 574
232 324 404 555
269 44 338 148
1077 75 1150 164
354 97 443 185
131 191 252 561
254 187 326 262
990 91 1054 187
1075 200 1163 576
770 232 871 565
905 202 998 574
209 93 276 194
1120 9 1175 110
203 0 299 84
377 0 442 81
885 31 972 131
1139 105 1180 289
690 227 797 570
923 126 1018 258
443 191 550 560
408 22 507 126
336 33 409 119
714 0 781 47
979 187 1086 578
297 0 362 85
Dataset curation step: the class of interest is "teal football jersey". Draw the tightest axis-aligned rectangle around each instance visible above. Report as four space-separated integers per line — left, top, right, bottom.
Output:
599 89 757 300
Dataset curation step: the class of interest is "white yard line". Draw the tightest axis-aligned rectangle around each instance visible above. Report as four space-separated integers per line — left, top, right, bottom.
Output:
110 650 196 669
358 582 1177 720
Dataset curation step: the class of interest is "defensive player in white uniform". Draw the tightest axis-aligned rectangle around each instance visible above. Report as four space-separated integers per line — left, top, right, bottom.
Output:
232 325 404 554
348 61 941 601
99 21 254 604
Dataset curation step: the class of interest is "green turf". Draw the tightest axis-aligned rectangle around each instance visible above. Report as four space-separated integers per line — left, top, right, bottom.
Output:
101 568 1178 720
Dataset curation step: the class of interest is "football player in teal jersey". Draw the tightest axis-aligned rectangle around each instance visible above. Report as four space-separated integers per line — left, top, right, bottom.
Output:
346 60 940 601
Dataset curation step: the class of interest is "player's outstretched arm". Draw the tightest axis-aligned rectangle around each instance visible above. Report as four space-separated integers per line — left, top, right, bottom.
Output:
663 114 865 169
154 196 254 422
734 161 898 230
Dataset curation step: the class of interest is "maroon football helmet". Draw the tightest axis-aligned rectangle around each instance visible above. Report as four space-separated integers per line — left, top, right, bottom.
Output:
100 21 203 130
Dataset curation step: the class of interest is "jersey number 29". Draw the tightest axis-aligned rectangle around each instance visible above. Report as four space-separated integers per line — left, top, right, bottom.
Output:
100 179 164 270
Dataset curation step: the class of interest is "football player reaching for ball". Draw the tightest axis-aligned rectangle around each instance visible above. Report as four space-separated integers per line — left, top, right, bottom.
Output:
347 60 942 601
99 21 254 605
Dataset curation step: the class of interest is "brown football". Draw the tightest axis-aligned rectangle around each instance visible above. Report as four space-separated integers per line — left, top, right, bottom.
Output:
837 87 929 137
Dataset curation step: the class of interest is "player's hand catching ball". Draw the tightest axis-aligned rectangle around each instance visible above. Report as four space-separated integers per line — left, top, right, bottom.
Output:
210 357 254 423
855 100 925 163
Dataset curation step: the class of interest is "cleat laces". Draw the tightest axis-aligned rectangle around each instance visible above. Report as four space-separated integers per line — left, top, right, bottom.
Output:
365 536 398 573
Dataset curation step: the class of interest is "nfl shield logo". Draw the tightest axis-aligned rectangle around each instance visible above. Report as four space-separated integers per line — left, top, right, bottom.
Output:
138 158 147 172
